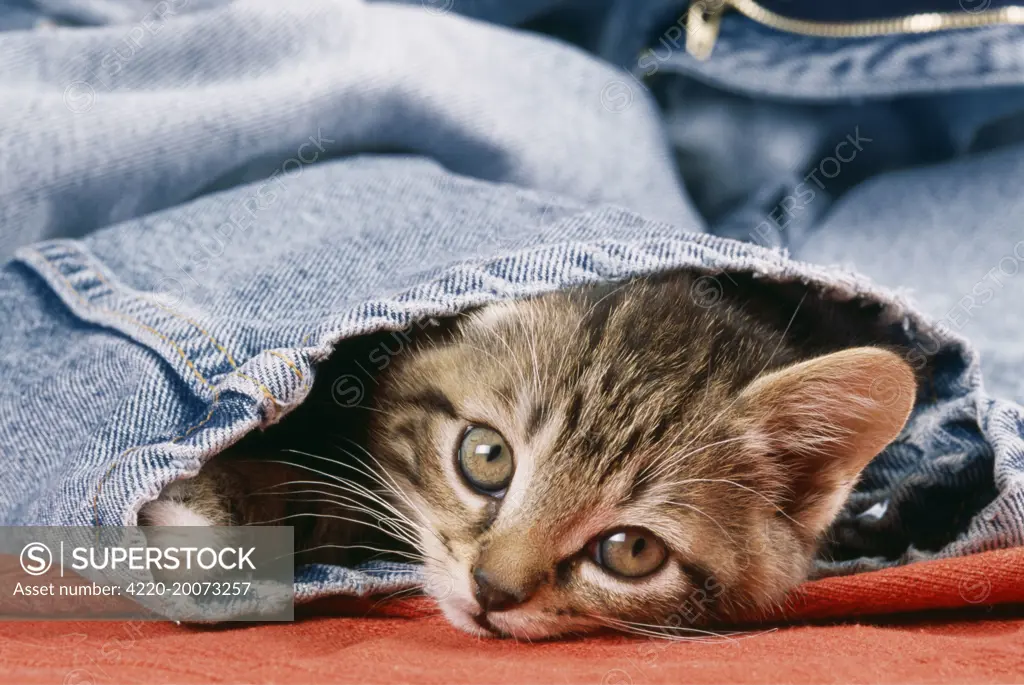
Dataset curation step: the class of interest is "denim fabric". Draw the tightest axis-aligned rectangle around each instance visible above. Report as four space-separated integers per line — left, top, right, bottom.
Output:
1 0 1023 602
0 0 695 262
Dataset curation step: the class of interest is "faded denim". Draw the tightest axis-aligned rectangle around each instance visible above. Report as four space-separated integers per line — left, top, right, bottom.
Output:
1 0 1022 600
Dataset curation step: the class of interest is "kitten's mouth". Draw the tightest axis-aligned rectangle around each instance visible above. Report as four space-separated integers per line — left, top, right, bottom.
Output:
472 612 496 634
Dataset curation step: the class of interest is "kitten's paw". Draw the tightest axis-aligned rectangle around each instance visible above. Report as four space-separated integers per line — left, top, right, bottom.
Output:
138 475 239 584
137 498 219 527
138 473 234 527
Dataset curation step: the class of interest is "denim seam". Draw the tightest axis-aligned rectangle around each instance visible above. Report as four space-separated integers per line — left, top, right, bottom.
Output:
14 245 292 524
26 255 228 524
14 244 328 528
92 275 285 404
19 243 232 387
235 371 281 410
268 350 305 381
149 299 239 368
19 242 291 405
12 231 1017 585
26 234 968 439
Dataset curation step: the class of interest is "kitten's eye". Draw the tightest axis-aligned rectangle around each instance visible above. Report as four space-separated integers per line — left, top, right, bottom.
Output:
593 528 667 578
458 426 514 495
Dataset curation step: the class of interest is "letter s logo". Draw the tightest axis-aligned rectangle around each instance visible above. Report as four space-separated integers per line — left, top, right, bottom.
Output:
20 542 53 576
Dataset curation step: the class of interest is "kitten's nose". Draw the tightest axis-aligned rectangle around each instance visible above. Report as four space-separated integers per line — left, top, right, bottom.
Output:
472 566 533 612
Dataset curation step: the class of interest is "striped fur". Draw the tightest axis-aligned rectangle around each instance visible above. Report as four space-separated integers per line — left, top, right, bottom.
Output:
142 271 917 639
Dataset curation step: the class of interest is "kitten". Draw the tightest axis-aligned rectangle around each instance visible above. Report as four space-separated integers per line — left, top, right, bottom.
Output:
140 271 918 639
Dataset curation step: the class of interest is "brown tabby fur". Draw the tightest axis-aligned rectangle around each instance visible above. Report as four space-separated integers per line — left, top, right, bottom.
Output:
140 271 919 639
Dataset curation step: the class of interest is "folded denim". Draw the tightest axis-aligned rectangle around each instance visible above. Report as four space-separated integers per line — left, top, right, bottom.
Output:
1 0 1022 601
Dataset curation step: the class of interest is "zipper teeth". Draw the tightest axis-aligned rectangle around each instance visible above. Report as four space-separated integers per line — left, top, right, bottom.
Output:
727 0 1024 37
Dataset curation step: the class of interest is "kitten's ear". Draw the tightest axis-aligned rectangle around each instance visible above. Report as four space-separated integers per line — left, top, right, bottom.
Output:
737 347 916 535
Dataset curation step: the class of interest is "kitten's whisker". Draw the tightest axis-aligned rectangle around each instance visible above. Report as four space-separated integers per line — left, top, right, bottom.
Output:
254 477 397 507
257 481 425 548
599 615 777 642
334 440 448 548
592 616 742 643
253 491 422 546
249 478 334 497
657 477 805 529
594 622 724 643
326 476 430 541
346 403 387 415
252 482 424 538
280 448 400 500
367 586 426 612
299 443 400 496
593 615 732 635
262 458 427 537
331 444 436 518
246 511 420 550
245 471 418 535
328 443 420 510
288 543 427 563
304 401 387 415
320 440 415 502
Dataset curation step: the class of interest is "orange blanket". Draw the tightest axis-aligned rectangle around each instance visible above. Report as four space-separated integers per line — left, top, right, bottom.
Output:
2 548 1022 684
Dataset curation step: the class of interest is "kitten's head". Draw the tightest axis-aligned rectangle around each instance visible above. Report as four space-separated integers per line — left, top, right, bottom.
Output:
369 275 916 639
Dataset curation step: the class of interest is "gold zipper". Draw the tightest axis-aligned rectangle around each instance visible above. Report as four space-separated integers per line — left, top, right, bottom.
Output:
687 0 1024 60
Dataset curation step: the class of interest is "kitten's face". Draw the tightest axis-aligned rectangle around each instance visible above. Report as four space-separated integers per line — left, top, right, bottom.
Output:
369 276 915 639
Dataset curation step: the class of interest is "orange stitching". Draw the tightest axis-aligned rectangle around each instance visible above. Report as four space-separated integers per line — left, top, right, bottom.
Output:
88 259 243 370
235 372 280 409
268 350 304 381
143 306 302 404
36 258 228 524
171 390 222 442
92 258 242 370
151 302 239 368
148 300 306 390
40 252 309 524
47 263 216 396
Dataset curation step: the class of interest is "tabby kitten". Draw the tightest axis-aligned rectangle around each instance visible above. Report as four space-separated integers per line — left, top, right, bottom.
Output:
140 271 917 639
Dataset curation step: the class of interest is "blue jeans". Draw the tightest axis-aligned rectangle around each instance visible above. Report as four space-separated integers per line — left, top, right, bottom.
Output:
1 0 1022 600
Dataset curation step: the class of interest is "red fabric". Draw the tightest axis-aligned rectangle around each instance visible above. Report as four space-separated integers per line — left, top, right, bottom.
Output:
2 548 1022 684
755 546 1024 622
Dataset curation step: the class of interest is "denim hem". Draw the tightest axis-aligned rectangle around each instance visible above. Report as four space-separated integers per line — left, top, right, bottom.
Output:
10 207 1024 596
